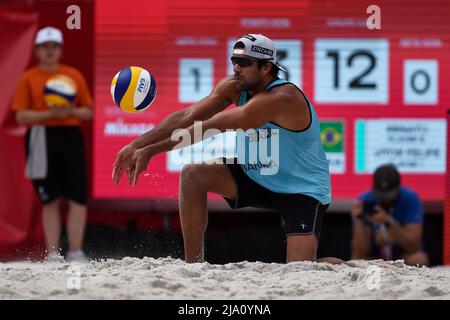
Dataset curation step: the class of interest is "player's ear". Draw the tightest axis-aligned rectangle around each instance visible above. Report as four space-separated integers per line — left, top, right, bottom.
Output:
263 62 272 75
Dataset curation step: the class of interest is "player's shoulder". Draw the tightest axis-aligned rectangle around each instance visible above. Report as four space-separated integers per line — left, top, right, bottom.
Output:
265 81 307 105
268 81 300 96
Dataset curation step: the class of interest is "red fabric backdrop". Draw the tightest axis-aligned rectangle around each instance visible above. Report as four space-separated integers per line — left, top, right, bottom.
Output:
0 7 43 260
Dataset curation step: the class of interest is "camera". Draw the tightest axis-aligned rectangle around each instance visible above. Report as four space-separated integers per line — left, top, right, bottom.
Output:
363 202 377 215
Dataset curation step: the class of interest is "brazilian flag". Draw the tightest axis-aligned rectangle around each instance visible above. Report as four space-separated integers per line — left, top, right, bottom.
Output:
320 121 343 153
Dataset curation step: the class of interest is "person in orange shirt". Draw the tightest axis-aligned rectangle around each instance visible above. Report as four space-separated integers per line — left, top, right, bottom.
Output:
11 27 92 263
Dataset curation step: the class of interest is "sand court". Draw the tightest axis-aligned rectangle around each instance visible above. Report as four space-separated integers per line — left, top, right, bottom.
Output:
1 257 449 300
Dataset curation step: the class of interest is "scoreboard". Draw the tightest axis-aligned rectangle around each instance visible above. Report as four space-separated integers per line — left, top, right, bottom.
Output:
93 0 450 201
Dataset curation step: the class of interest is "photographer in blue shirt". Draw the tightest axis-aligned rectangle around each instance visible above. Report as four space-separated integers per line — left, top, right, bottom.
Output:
351 164 429 266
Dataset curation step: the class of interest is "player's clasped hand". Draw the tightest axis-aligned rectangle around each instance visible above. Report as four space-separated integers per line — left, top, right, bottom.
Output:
129 147 153 187
112 144 153 187
112 144 136 186
49 104 73 119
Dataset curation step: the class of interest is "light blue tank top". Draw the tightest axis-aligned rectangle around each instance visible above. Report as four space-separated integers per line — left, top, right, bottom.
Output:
235 79 331 205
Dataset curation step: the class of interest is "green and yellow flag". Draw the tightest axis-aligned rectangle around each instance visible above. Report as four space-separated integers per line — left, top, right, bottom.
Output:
320 121 343 153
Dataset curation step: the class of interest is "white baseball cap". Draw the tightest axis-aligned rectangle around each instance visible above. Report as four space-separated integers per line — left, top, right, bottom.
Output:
35 27 63 45
232 34 286 72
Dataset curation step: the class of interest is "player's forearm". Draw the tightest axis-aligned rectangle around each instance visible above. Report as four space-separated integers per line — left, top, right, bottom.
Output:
15 110 53 126
130 108 191 149
71 107 92 121
131 91 232 150
142 106 255 158
144 119 224 157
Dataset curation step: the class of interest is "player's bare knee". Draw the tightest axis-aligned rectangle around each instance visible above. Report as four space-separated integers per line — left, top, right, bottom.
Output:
180 164 206 188
180 164 198 181
44 197 61 209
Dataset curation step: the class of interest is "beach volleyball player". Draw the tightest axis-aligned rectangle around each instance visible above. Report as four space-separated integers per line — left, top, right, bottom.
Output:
113 34 344 264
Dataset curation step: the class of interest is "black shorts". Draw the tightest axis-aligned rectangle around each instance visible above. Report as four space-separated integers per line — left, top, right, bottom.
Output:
25 126 87 205
222 158 328 239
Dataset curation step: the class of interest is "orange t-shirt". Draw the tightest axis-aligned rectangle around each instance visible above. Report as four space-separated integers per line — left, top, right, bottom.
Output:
11 64 93 127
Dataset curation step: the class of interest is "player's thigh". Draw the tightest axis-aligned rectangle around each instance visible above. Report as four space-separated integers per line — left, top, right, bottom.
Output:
180 159 236 201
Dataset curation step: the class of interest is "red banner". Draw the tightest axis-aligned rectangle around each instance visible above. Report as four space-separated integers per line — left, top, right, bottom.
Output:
0 7 43 259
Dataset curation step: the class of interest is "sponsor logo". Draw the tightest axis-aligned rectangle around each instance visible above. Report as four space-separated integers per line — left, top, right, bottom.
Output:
239 160 278 172
104 119 155 137
137 78 146 93
300 221 307 230
251 45 273 56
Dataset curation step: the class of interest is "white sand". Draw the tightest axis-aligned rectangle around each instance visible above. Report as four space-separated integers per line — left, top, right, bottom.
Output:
0 257 449 300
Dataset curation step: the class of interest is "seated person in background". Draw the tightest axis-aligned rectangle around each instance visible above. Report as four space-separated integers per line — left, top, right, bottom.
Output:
351 164 429 266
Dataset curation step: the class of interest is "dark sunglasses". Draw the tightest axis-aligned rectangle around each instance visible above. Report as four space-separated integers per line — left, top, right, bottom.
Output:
231 57 255 68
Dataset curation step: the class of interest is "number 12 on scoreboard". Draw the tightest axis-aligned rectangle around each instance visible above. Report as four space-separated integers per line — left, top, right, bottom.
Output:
314 39 389 104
